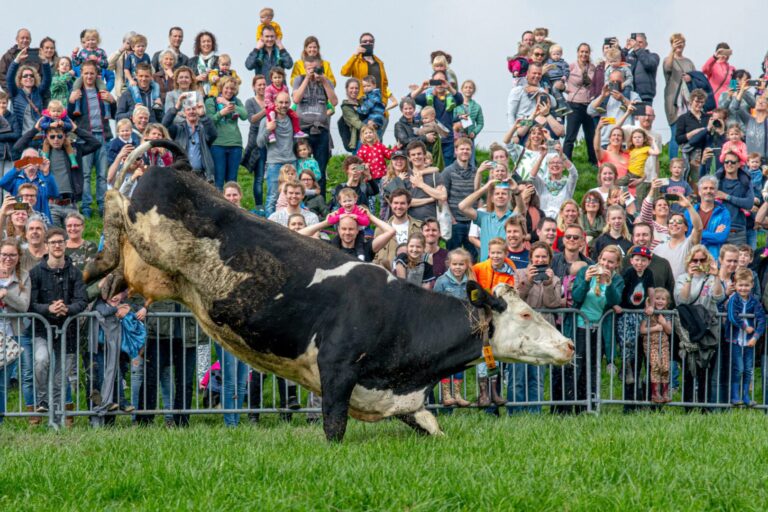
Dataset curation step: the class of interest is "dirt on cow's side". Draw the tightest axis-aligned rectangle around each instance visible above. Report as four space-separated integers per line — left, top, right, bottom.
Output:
0 411 766 510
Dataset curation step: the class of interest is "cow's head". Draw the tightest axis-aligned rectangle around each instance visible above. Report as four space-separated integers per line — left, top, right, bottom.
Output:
467 282 574 366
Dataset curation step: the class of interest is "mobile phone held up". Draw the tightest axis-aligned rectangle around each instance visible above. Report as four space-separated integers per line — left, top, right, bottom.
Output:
428 79 442 87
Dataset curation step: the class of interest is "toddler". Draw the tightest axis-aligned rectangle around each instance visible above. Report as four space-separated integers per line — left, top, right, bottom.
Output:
208 54 242 98
124 34 162 110
725 269 766 407
618 129 659 201
328 187 370 228
506 44 530 87
107 119 137 165
357 75 386 131
264 68 306 142
594 47 633 114
638 288 673 403
256 7 283 42
660 158 694 214
533 27 554 54
295 139 321 181
50 57 75 104
720 125 748 165
737 244 761 297
37 100 79 169
356 125 392 213
274 164 299 211
433 248 474 407
545 44 572 117
71 29 109 95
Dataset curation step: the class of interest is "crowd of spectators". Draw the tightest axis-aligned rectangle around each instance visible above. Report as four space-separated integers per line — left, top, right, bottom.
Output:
2 16 768 426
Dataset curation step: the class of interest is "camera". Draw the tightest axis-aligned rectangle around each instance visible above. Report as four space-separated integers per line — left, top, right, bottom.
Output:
712 119 723 129
361 44 374 57
608 81 620 92
428 79 442 87
533 265 549 282
747 79 762 87
664 193 680 202
315 66 324 75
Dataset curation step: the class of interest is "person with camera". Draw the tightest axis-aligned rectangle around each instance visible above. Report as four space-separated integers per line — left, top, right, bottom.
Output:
564 43 597 165
663 33 696 158
588 70 642 148
162 99 218 183
410 71 463 167
653 195 703 280
713 149 754 246
730 91 768 157
341 33 390 122
702 43 735 108
623 33 660 104
506 63 554 126
674 245 724 405
292 55 337 196
530 144 578 219
458 177 517 262
511 241 562 414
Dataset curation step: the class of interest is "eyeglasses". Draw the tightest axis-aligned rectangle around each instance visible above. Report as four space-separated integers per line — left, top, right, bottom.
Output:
533 52 545 57
724 160 739 165
669 219 686 225
361 39 374 44
66 223 83 228
47 240 65 246
48 134 64 140
585 198 599 204
21 74 34 79
0 253 18 259
563 234 581 240
691 258 707 263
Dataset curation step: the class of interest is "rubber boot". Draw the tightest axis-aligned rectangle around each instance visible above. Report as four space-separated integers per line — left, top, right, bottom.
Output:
65 403 75 428
490 376 507 406
650 383 663 404
441 381 456 407
477 377 491 407
661 383 671 403
453 380 470 407
27 405 41 426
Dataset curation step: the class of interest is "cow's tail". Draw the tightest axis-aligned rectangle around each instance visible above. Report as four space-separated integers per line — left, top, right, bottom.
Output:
115 140 190 190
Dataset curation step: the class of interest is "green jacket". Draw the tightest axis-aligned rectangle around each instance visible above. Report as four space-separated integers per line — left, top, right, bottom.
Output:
205 97 248 147
453 99 484 137
563 266 624 346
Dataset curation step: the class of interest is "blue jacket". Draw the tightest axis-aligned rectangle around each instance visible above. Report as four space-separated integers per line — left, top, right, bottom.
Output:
726 293 766 345
433 273 469 301
358 88 385 128
6 60 51 137
715 167 754 233
0 168 59 223
686 202 730 261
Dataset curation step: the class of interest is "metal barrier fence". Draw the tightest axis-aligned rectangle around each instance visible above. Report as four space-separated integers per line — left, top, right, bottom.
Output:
0 308 765 428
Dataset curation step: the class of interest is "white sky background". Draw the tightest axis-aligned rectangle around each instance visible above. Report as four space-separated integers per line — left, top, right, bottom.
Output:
6 0 768 150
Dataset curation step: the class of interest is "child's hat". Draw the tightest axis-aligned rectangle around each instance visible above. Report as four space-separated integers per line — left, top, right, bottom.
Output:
392 150 407 160
630 246 652 260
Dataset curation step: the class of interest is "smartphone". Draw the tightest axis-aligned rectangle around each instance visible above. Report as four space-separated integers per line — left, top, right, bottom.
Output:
533 265 549 282
604 37 615 46
362 44 374 57
664 193 680 202
630 33 638 40
619 186 629 194
603 117 616 125
747 79 762 87
658 178 670 186
546 140 557 153
428 79 442 87
519 119 534 127
729 79 738 91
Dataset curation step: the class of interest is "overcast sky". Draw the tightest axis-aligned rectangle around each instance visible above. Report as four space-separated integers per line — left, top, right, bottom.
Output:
6 0 768 148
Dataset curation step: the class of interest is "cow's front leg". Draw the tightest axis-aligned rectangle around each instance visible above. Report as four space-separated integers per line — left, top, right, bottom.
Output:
83 190 127 284
318 354 358 442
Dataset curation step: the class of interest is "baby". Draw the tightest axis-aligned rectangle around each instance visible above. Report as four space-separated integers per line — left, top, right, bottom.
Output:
208 54 242 98
327 187 370 228
417 106 450 139
545 44 572 116
37 100 79 169
357 75 386 130
71 29 109 96
256 7 283 42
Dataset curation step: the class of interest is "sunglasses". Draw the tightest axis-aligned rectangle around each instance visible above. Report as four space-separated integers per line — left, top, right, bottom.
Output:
21 74 34 79
724 160 739 165
48 133 64 140
563 234 581 240
691 258 707 263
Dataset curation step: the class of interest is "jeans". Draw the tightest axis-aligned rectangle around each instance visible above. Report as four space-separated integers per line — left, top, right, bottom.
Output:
668 122 679 159
446 220 477 261
252 146 267 208
81 140 108 216
19 328 34 407
265 161 293 216
306 129 331 196
215 344 248 426
211 145 243 190
746 229 758 251
564 102 597 165
506 363 544 414
128 82 160 106
49 202 79 228
441 138 455 167
730 344 755 404
726 229 747 246
34 336 76 411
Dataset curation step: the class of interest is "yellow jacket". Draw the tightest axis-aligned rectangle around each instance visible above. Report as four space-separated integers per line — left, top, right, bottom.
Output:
290 60 336 87
207 69 242 98
256 21 283 41
340 54 390 106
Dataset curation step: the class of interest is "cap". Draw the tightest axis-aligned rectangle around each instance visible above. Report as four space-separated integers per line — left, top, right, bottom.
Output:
392 150 407 160
630 246 652 259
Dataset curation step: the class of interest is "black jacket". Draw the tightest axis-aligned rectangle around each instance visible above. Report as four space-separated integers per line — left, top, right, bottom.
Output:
625 48 660 102
14 127 101 201
29 255 88 345
0 110 20 161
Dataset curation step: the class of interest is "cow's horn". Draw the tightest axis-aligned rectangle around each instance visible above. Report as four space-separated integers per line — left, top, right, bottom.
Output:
115 141 153 191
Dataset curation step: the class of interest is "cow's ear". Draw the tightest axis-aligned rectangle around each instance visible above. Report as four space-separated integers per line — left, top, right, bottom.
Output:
467 281 507 313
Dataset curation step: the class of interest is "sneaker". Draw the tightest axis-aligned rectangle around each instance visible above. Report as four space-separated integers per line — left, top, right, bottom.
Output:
36 403 48 413
594 106 607 115
248 414 260 424
120 404 136 413
267 133 277 144
555 107 572 117
731 400 744 407
107 403 119 412
287 396 301 410
294 130 309 139
164 418 175 428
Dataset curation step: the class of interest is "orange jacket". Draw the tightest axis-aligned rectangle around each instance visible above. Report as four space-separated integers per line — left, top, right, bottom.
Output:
472 258 516 292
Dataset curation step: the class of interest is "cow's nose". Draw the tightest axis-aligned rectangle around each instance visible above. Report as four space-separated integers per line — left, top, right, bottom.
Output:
564 340 575 354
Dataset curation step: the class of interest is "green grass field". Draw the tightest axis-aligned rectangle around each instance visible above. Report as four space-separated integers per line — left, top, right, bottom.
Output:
2 411 768 510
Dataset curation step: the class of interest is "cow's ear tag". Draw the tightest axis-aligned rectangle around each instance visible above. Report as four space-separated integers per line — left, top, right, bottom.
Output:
470 289 481 302
482 345 498 373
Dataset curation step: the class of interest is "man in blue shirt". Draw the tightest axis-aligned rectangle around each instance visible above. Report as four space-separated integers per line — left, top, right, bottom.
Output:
0 148 58 222
459 178 518 262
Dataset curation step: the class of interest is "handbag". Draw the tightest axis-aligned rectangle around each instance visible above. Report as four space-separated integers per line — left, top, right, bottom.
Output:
430 172 452 241
0 333 22 369
677 278 712 343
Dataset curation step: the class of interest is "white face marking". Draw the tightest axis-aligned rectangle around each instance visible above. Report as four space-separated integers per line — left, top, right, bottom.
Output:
490 284 574 365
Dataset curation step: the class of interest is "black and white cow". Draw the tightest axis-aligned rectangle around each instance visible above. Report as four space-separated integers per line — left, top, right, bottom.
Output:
85 141 574 442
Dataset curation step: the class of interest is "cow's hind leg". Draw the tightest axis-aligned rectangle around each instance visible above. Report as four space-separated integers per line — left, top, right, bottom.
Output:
398 408 444 437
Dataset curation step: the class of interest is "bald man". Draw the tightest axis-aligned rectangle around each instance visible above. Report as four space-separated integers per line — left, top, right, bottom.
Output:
0 28 41 91
256 91 296 215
